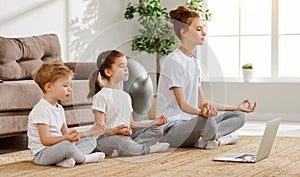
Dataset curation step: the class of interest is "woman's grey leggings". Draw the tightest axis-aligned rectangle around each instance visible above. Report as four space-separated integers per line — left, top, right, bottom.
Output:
161 111 246 148
33 136 97 166
160 116 218 148
214 110 246 138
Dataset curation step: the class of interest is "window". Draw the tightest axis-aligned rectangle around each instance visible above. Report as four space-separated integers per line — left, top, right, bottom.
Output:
201 0 300 81
278 0 300 77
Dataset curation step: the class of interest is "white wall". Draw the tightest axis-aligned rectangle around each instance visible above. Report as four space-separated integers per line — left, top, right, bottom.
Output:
0 0 299 122
68 0 133 60
202 82 300 122
0 0 68 61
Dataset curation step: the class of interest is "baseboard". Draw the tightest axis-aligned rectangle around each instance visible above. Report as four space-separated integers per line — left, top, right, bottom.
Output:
245 112 300 122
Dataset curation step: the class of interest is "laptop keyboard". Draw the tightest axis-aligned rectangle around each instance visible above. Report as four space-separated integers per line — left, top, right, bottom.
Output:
236 154 256 162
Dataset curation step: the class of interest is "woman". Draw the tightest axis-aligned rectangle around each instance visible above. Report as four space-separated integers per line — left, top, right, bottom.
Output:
156 6 256 149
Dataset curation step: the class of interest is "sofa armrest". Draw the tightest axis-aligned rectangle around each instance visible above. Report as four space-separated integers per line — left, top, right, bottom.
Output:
64 62 97 80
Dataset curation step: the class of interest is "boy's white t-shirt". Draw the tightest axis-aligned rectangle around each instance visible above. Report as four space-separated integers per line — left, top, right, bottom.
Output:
92 88 133 128
156 48 201 122
27 98 66 156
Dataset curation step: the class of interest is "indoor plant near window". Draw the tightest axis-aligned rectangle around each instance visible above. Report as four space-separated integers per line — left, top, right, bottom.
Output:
124 0 175 85
242 63 253 82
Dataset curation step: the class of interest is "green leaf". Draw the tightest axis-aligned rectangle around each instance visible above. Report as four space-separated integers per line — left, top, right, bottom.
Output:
185 0 212 22
124 0 175 56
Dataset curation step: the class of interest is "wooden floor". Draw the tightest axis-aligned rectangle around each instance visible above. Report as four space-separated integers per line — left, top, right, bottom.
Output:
1 136 300 176
0 120 299 155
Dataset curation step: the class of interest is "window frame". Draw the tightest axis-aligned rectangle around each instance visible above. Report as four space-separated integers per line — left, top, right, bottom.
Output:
199 0 300 83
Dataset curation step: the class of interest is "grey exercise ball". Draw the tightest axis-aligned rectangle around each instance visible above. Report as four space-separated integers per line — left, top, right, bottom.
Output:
124 59 154 121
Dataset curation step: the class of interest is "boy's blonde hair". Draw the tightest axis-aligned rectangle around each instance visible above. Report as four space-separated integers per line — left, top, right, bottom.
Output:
33 60 74 93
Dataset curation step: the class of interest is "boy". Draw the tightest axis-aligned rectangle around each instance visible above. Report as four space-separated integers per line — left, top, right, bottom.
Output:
27 60 105 168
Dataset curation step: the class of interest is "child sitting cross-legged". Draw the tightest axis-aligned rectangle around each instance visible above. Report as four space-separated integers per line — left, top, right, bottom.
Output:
27 60 106 168
88 50 170 157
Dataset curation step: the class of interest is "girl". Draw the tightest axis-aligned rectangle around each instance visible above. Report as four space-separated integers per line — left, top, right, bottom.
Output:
156 6 256 149
88 50 170 157
28 60 105 168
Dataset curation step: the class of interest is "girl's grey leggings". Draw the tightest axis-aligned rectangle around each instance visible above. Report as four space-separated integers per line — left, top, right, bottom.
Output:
96 126 164 157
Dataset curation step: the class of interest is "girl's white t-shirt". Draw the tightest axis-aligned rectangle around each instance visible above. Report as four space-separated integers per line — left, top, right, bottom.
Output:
27 98 66 156
156 48 201 122
92 88 133 128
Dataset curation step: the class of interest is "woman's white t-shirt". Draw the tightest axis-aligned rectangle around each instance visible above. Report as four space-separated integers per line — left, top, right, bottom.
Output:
156 48 201 122
27 98 66 156
92 88 133 128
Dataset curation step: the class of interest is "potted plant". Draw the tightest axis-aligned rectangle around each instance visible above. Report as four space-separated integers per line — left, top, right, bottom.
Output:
124 0 175 85
242 63 253 82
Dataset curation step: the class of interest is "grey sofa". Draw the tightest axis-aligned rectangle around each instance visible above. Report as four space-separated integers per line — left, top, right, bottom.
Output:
0 34 97 138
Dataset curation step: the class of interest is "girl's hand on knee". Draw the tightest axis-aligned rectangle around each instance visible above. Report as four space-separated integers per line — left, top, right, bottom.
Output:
117 125 132 136
153 115 167 125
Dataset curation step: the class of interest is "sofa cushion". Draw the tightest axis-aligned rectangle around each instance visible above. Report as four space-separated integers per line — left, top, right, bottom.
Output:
0 80 92 111
0 80 43 111
0 34 61 81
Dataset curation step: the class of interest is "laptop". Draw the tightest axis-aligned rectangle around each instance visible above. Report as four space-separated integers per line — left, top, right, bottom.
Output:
213 118 281 163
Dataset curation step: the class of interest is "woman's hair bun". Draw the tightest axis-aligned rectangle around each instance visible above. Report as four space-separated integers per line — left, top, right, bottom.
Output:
169 5 199 39
169 6 189 21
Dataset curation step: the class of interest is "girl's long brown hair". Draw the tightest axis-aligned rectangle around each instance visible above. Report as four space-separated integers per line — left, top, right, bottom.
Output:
87 50 124 99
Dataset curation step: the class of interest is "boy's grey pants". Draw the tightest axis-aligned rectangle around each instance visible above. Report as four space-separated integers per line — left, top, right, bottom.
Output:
161 111 245 148
33 136 97 166
96 126 164 157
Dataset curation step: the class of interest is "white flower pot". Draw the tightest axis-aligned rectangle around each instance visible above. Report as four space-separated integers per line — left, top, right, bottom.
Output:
243 69 253 82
